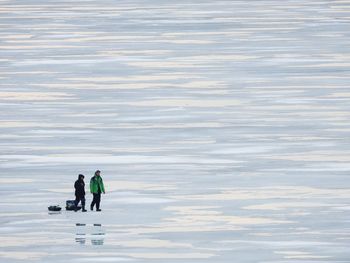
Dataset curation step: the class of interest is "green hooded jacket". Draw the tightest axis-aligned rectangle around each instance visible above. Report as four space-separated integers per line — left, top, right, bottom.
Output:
90 176 105 194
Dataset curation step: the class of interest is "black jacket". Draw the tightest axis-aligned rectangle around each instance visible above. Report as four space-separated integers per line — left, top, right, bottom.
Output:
74 179 85 197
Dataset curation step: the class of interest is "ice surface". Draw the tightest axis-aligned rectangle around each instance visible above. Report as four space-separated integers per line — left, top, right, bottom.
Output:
1 0 350 262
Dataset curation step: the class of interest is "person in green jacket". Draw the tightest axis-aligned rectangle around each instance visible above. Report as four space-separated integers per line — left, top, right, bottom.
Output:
90 170 105 211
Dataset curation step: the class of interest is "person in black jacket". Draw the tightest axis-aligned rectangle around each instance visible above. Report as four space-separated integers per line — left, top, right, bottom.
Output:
74 174 87 212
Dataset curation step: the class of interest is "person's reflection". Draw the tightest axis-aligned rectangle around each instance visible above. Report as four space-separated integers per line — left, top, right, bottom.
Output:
91 238 104 245
75 223 86 245
75 236 86 244
75 223 104 245
91 223 104 246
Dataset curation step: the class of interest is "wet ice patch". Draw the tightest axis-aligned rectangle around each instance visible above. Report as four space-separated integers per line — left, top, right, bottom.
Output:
0 178 35 184
274 250 332 259
243 202 341 211
0 251 48 260
0 92 73 101
0 154 240 167
163 206 292 226
108 196 174 204
7 218 69 225
107 238 193 249
77 258 134 262
107 181 176 191
174 186 350 201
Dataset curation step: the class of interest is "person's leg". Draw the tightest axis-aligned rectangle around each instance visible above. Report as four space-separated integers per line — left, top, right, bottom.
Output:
96 193 101 211
81 197 86 212
74 196 81 212
91 194 97 210
74 196 80 207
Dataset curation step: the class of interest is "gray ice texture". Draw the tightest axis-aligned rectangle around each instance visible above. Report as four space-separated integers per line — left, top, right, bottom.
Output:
0 0 350 262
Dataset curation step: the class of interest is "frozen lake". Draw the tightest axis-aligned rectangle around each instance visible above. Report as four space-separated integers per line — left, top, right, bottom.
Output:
1 0 350 262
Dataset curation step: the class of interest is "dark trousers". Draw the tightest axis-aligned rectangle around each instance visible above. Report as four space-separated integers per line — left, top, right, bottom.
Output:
75 195 85 209
91 193 101 210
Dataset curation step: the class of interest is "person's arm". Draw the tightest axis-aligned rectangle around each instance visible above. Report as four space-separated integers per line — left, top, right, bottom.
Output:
101 179 105 194
90 178 93 193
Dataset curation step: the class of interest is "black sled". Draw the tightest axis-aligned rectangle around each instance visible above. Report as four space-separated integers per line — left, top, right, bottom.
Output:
48 205 62 211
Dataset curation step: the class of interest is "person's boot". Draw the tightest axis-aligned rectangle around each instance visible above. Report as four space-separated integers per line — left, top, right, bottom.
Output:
82 206 87 212
96 209 102 212
90 204 93 211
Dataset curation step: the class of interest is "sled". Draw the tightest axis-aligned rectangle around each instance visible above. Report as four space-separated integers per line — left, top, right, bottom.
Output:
48 205 62 211
66 200 81 211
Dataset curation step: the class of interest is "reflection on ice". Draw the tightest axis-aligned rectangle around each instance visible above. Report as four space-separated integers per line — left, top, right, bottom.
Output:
91 238 104 246
75 236 86 245
75 223 105 246
48 211 61 215
174 186 350 201
274 250 332 259
0 251 48 260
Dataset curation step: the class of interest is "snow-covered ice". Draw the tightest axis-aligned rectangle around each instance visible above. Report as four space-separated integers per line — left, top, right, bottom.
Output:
1 0 350 262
